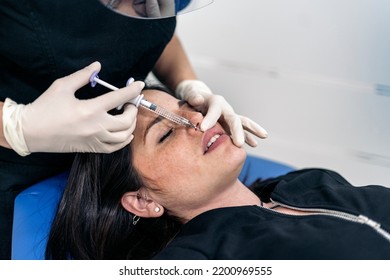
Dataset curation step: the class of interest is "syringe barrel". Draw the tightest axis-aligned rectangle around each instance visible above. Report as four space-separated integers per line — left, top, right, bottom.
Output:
138 98 156 110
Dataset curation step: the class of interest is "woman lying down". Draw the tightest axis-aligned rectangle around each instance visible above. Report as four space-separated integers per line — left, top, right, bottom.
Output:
45 86 390 260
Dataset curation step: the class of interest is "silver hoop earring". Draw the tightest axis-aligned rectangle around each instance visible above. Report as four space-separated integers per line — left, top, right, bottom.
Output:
132 215 140 225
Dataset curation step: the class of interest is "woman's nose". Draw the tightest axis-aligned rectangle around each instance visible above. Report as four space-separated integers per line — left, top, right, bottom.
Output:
181 111 204 132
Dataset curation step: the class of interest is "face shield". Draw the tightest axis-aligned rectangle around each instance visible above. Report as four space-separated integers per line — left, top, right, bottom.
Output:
99 0 213 19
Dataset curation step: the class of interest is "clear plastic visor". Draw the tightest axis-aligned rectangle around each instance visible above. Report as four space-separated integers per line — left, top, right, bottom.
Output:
99 0 213 19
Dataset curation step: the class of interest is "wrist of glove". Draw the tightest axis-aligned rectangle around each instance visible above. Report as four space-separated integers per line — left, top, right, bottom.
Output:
175 79 268 147
3 98 30 156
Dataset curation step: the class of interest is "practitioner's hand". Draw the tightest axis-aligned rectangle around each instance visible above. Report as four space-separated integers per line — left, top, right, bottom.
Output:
145 0 175 18
175 80 268 147
2 61 145 156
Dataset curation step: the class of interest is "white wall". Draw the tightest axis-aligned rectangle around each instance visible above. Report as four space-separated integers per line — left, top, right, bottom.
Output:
176 0 390 186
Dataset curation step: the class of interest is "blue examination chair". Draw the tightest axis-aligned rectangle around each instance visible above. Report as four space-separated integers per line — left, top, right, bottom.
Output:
11 154 294 259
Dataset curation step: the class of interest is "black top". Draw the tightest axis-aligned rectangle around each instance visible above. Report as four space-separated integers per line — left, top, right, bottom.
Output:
0 0 176 168
153 169 390 259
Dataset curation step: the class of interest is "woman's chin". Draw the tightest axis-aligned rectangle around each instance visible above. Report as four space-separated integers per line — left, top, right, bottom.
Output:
224 145 247 176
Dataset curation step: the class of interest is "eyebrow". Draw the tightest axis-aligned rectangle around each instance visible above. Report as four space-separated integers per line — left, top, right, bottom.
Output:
143 100 187 142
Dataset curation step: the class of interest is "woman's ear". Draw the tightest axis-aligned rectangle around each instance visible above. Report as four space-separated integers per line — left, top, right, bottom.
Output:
121 191 164 218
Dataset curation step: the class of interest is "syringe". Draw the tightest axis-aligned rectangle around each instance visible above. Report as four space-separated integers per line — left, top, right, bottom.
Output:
89 72 197 129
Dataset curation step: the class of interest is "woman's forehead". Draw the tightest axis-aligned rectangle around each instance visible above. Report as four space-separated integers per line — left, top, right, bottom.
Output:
142 89 177 105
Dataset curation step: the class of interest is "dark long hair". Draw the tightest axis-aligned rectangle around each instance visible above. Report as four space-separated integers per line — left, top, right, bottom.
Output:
45 144 181 259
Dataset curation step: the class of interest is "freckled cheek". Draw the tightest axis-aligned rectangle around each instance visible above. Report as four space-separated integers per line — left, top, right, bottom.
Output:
132 152 178 182
133 135 201 184
156 152 182 171
151 153 199 184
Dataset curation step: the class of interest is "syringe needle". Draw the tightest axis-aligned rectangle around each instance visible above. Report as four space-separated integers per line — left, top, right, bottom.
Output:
182 118 197 129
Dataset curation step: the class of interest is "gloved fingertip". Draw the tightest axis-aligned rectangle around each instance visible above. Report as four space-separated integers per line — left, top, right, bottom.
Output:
123 103 138 114
260 128 269 139
246 134 258 147
199 120 211 132
126 81 145 94
86 61 101 71
232 135 245 147
133 80 145 89
194 94 205 103
188 94 205 106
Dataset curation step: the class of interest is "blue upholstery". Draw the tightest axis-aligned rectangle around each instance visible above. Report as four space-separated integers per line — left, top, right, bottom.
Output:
11 154 294 260
239 155 295 186
11 171 68 260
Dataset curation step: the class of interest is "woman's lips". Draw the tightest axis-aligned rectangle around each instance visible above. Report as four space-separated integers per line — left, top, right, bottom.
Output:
202 127 228 154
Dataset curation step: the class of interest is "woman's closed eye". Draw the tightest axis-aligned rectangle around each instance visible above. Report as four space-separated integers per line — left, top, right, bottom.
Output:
159 128 174 143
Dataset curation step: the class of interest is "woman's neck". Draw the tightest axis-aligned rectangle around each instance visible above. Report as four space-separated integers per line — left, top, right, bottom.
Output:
180 179 261 223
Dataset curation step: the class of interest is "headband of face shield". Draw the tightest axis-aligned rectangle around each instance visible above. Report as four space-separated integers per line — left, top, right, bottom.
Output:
100 0 213 19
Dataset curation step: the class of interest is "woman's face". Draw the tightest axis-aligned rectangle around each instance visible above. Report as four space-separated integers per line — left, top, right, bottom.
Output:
131 89 246 216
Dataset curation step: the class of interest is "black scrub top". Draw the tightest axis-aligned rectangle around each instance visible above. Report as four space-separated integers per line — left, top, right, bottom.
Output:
153 169 390 260
0 0 176 170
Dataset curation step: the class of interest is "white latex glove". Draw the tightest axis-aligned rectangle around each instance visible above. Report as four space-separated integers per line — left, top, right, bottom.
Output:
145 0 175 18
2 62 145 156
175 80 268 147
